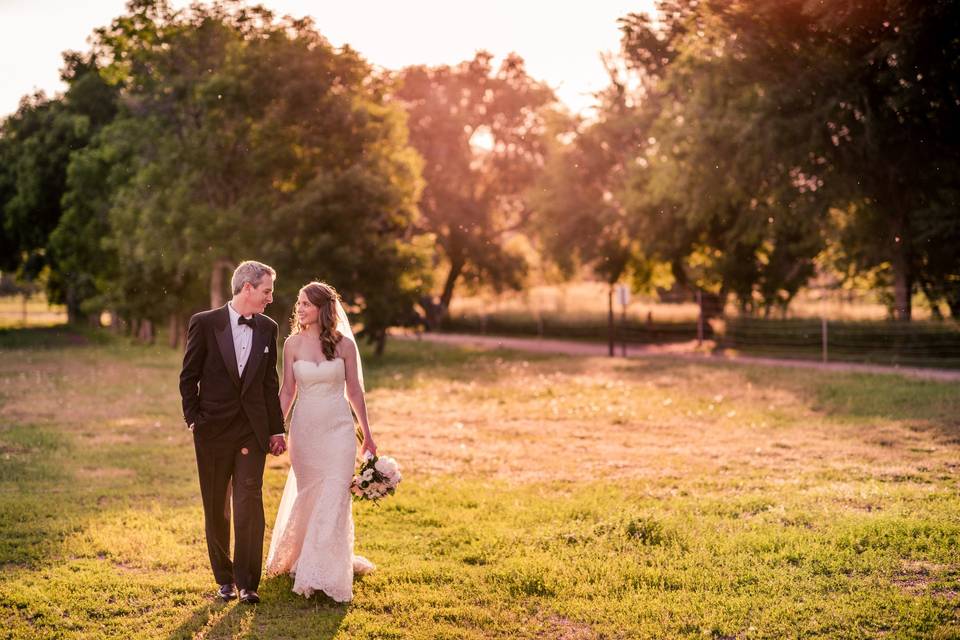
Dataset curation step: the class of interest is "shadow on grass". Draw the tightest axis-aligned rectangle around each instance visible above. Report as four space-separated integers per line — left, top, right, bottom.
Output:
164 599 232 640
167 575 349 639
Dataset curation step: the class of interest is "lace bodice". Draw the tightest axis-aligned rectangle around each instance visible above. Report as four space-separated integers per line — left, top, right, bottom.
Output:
293 358 345 395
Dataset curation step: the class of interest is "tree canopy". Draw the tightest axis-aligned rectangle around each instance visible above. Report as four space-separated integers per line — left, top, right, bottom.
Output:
394 52 556 327
1 0 433 347
2 0 957 335
613 0 960 319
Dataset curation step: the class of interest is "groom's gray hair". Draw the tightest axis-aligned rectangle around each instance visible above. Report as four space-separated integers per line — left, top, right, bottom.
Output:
231 260 276 294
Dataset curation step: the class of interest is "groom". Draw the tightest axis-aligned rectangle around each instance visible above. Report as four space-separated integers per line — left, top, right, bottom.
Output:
179 260 287 604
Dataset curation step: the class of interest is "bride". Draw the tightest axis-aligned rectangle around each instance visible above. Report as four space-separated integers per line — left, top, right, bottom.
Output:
266 281 377 601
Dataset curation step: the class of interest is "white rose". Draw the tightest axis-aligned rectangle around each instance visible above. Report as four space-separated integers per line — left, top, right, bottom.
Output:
375 456 399 477
361 469 374 481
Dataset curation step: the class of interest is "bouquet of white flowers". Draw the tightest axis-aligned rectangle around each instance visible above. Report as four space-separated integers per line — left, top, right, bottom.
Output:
351 452 401 502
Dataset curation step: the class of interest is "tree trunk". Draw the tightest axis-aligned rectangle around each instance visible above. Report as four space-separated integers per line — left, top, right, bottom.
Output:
607 283 615 357
418 295 442 331
892 266 912 321
210 258 234 309
137 319 155 344
701 290 725 321
168 313 183 349
374 329 387 357
65 287 81 325
438 257 464 313
421 257 465 331
890 213 912 322
109 311 126 335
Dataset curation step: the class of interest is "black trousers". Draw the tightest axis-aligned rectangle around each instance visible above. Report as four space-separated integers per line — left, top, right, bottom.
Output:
193 413 266 591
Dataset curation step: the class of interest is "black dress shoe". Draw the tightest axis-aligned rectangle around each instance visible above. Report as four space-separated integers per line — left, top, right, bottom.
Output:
239 589 260 604
217 584 237 601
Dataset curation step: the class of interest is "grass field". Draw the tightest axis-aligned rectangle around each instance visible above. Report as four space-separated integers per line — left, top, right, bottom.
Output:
1 326 958 639
0 295 68 329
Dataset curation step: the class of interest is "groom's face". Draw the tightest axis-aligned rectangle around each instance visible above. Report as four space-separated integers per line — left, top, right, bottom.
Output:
246 275 274 313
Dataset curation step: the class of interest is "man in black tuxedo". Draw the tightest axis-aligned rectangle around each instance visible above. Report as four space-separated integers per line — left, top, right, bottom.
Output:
179 260 287 604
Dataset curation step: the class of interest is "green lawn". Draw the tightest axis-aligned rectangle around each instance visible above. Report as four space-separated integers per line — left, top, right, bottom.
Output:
0 327 958 639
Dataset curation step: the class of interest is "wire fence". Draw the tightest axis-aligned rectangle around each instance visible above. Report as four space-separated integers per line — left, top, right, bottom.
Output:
719 318 960 368
441 311 960 369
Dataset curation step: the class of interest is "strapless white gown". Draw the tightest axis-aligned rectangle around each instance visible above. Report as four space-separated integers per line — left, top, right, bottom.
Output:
266 358 374 601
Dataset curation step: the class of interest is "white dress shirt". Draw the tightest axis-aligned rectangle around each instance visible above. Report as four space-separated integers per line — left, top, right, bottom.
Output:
227 302 254 377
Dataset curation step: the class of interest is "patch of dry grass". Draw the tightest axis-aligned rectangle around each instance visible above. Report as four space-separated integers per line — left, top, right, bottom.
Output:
369 354 958 494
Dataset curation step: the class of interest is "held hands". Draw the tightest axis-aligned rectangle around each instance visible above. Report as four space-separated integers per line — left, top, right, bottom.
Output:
269 434 287 456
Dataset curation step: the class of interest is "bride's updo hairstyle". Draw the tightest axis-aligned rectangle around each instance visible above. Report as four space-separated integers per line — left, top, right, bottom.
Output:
291 281 343 361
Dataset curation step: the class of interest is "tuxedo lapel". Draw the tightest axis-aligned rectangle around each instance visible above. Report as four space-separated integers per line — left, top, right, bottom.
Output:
214 305 241 388
241 315 268 394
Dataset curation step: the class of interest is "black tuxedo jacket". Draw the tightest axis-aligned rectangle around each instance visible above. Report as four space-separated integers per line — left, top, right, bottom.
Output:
178 304 284 452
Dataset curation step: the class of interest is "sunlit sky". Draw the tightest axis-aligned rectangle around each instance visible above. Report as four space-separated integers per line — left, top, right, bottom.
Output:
0 1 656 119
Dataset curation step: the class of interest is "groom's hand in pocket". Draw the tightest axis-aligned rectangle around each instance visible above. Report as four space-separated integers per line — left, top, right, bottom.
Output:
269 434 286 456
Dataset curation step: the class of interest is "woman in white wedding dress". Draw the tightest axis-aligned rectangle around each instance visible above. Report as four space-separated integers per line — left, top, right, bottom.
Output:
266 281 377 602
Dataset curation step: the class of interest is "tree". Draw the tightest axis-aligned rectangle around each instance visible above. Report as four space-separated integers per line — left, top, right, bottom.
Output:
0 136 19 272
394 52 556 327
0 52 118 323
45 54 121 325
618 3 827 316
533 59 655 352
616 0 960 319
88 0 430 347
800 0 960 320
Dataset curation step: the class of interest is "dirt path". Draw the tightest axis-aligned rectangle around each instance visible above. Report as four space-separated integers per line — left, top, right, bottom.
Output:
394 331 960 382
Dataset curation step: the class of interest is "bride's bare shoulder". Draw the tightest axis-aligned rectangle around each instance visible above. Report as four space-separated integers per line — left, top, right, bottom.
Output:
284 333 302 351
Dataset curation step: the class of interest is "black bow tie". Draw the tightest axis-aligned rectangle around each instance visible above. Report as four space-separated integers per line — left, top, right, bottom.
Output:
237 315 255 328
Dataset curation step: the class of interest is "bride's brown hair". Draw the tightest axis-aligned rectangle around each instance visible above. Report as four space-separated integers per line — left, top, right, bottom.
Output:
290 282 343 361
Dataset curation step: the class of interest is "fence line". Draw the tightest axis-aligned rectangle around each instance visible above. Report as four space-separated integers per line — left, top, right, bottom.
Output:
441 310 960 370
